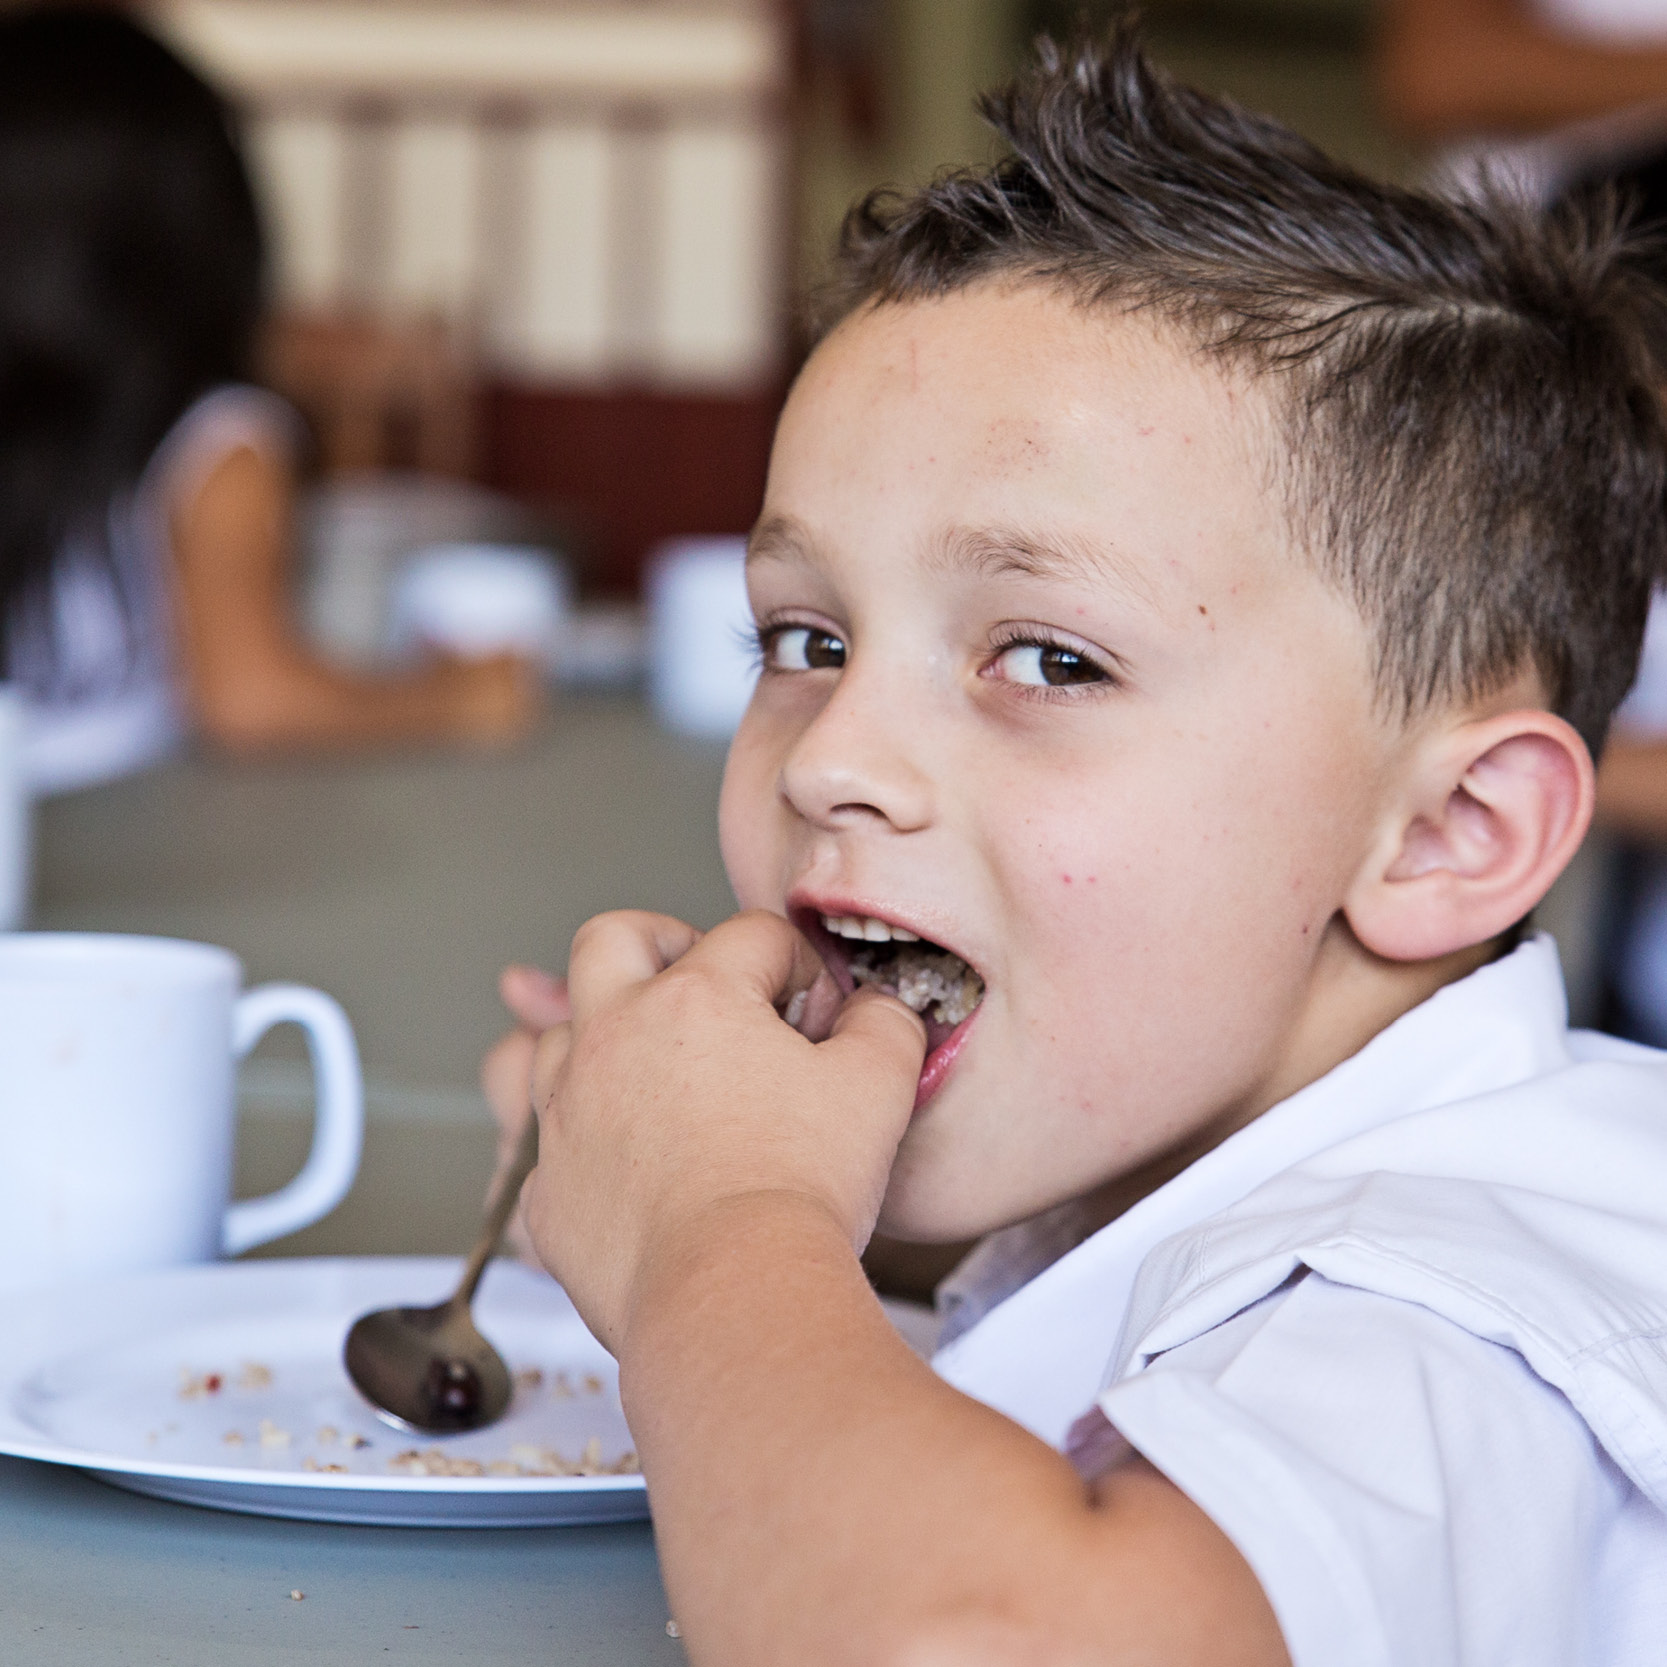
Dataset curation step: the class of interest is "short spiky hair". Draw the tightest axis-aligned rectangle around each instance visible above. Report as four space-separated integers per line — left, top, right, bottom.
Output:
821 24 1667 752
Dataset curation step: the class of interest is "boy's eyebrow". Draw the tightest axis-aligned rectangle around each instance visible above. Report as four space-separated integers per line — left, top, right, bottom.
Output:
749 516 1160 608
928 525 1161 608
746 514 815 566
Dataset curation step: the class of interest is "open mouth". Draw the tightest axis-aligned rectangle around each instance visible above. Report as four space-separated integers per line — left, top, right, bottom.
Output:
804 910 985 1057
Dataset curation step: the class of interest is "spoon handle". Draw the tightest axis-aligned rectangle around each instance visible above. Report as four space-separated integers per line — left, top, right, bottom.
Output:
453 1110 540 1309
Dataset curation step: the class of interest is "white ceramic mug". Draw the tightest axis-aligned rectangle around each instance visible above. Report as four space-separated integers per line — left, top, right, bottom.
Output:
646 536 759 738
0 934 364 1294
0 687 32 930
387 543 573 675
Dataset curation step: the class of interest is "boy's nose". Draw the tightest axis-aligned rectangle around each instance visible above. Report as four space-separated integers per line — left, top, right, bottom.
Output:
779 678 935 835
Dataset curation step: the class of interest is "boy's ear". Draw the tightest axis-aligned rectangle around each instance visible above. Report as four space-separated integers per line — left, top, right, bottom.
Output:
1344 710 1595 964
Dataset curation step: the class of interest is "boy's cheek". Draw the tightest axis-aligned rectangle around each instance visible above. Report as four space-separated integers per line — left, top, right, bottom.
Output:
718 742 794 912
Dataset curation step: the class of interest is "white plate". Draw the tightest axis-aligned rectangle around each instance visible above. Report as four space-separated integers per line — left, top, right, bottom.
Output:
0 1257 649 1528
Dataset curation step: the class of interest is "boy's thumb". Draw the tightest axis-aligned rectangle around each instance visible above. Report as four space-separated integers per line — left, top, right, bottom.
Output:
827 986 928 1077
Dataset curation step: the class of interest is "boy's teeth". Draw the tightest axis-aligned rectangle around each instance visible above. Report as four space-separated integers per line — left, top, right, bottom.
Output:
820 913 920 943
817 910 985 1028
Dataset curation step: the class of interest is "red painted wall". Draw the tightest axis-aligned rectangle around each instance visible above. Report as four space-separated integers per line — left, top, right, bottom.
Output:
482 384 788 593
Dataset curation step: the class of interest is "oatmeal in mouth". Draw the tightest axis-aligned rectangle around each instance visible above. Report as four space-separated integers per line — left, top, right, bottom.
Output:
817 914 984 1029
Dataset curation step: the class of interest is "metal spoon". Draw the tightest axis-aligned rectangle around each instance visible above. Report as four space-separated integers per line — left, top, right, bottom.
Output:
343 1112 539 1434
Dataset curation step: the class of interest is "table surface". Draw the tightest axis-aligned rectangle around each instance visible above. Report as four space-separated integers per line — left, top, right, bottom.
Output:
0 1458 676 1665
6 698 727 1663
33 695 735 1095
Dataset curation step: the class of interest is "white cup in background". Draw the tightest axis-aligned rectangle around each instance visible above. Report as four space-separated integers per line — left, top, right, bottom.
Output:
0 934 364 1294
0 688 30 930
388 543 573 675
646 537 758 739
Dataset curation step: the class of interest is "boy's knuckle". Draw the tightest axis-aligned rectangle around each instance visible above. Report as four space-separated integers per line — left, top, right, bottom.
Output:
657 959 720 1014
568 913 620 959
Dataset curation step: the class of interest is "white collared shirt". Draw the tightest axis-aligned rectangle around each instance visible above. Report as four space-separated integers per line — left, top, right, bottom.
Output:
934 936 1667 1666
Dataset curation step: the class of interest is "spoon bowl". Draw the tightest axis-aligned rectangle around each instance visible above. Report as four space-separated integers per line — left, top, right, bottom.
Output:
344 1114 538 1435
344 1299 514 1433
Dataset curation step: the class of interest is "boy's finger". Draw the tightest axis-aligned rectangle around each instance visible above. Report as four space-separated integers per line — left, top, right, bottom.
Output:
693 909 836 1016
528 1019 575 1112
481 1027 538 1133
566 911 703 1018
499 964 571 1030
824 986 929 1084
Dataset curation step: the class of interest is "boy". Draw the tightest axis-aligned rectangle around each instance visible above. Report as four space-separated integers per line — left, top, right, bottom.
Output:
487 26 1667 1664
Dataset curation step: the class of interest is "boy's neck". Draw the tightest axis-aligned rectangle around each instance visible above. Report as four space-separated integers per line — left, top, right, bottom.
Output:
1071 922 1504 1242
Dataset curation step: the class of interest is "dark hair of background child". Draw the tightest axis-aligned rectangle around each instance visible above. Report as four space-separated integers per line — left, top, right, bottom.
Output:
822 18 1667 755
0 5 264 662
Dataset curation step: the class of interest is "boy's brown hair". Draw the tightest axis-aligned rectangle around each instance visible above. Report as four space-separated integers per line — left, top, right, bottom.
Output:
821 22 1667 752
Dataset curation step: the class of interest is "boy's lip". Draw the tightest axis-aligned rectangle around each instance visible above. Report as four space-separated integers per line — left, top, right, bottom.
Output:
786 893 984 1110
912 1004 981 1112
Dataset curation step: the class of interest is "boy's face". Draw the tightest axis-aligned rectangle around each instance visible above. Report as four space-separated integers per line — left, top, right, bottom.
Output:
720 284 1409 1241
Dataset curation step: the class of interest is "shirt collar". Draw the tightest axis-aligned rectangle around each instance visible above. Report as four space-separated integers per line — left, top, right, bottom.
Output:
931 934 1572 1447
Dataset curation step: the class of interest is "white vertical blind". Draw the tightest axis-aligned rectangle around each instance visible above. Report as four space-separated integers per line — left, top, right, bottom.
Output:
154 0 788 388
505 120 615 378
249 111 348 312
386 117 483 324
658 125 779 382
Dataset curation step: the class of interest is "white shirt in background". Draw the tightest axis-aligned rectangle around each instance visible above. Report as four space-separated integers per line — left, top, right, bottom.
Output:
935 936 1667 1665
8 384 296 797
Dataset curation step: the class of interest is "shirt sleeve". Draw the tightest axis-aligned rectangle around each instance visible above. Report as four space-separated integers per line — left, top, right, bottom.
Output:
1097 1272 1633 1667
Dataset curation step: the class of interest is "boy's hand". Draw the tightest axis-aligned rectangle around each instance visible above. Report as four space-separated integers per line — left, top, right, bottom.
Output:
480 965 571 1265
520 908 926 1353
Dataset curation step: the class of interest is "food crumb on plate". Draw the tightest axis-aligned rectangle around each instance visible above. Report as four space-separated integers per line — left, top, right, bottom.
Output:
386 1442 640 1479
512 1367 543 1391
258 1419 291 1450
389 1449 485 1478
223 1430 244 1447
289 1590 304 1601
315 1425 338 1446
181 1362 272 1399
666 1619 681 1638
301 1458 349 1474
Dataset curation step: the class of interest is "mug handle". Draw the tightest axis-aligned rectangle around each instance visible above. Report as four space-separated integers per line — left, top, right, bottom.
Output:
221 984 365 1256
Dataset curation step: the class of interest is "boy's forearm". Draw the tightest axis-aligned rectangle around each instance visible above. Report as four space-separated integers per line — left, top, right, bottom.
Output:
618 1194 1288 1667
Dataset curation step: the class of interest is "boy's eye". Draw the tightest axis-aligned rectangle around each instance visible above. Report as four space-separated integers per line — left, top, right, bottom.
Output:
764 625 846 672
992 641 1108 688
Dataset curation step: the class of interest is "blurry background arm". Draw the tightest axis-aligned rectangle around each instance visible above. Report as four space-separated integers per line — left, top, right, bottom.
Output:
1378 0 1667 138
1596 736 1667 837
171 441 538 754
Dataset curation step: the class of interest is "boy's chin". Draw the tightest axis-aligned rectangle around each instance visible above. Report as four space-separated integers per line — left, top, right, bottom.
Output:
874 1152 1026 1247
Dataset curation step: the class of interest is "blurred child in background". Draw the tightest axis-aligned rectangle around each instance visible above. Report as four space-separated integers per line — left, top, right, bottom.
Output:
0 5 535 795
1381 0 1667 1039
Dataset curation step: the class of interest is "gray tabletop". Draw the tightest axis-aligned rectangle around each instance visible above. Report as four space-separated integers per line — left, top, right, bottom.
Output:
32 694 736 1095
5 697 725 1664
0 1457 675 1665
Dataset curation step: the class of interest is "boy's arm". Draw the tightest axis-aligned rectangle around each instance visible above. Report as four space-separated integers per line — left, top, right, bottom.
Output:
520 911 1289 1667
1378 0 1667 138
625 1195 1287 1665
1596 733 1667 839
